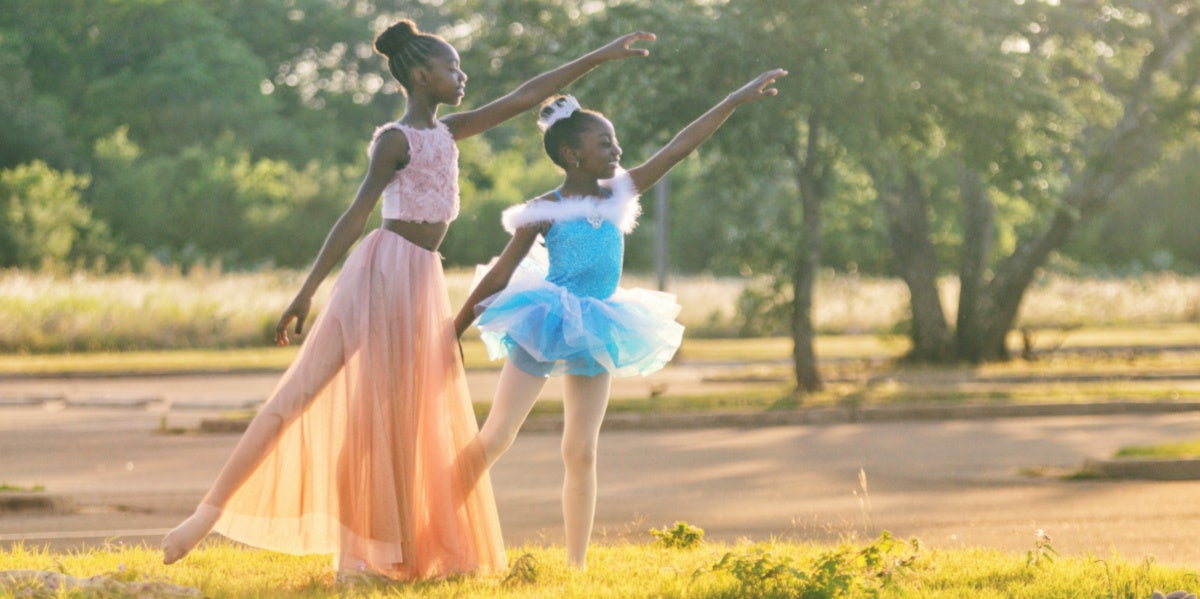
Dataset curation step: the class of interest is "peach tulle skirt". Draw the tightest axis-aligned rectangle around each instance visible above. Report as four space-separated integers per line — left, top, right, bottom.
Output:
211 230 506 580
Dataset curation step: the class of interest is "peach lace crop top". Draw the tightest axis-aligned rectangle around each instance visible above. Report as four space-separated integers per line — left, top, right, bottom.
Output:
370 121 460 223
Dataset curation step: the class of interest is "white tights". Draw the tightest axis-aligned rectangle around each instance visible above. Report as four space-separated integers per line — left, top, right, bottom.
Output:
475 362 611 569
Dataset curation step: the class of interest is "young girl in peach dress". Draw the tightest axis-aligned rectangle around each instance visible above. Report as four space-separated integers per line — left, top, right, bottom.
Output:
456 68 787 569
160 19 655 581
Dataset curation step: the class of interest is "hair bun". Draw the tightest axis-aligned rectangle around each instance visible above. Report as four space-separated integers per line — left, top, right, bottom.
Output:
374 19 420 56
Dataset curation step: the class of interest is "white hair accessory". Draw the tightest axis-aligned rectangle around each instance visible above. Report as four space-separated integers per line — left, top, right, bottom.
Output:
537 95 582 131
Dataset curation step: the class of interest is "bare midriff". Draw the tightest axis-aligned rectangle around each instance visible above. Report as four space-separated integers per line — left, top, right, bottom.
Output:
381 219 450 252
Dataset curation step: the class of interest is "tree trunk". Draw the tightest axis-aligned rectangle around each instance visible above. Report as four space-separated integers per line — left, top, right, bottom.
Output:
879 168 954 362
791 254 821 393
955 166 995 362
788 116 828 393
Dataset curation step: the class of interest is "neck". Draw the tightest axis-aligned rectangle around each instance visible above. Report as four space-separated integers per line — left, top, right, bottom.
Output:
400 94 439 128
560 173 603 198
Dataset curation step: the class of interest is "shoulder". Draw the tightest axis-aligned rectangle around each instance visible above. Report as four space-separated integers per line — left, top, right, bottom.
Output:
501 197 559 233
371 122 410 146
601 169 639 202
368 123 412 168
440 113 469 140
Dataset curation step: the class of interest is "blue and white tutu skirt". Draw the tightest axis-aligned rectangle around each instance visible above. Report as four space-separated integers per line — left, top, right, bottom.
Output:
473 257 683 378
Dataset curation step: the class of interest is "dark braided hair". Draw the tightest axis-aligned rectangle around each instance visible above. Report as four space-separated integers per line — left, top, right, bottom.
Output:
539 96 606 170
373 19 445 94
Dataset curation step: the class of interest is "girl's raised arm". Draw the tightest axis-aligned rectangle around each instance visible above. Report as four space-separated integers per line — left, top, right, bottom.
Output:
443 32 655 140
627 68 787 193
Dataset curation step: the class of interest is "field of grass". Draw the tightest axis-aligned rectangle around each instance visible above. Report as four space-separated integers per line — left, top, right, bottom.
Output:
2 268 1199 353
1 531 1197 598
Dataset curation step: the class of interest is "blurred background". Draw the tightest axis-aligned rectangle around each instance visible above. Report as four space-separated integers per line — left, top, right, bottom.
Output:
0 1 1196 373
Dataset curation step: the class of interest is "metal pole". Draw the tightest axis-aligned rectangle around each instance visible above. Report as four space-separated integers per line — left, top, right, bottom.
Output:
655 176 669 291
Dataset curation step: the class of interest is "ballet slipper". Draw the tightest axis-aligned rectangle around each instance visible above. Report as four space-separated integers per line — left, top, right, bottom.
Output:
161 503 221 564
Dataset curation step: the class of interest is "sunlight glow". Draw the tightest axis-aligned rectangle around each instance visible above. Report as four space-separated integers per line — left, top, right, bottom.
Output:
1002 35 1031 54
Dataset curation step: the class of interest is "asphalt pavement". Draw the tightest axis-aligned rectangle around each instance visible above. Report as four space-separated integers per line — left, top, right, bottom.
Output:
2 368 1200 569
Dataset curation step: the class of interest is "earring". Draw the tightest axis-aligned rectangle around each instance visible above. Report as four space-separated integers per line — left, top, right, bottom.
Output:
573 160 580 168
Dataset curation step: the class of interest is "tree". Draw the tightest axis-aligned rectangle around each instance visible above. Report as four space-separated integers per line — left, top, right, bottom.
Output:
0 34 76 170
831 1 1063 362
880 0 1200 362
1066 140 1200 273
0 161 97 269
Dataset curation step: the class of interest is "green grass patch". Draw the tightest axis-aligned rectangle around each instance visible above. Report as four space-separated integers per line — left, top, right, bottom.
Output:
0 483 44 492
1 532 1196 598
1115 439 1200 459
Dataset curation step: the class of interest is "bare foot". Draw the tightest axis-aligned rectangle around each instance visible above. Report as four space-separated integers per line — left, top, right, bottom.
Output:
161 504 220 565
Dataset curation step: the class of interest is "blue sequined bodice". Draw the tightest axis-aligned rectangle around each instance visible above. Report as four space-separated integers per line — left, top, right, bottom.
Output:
544 219 623 299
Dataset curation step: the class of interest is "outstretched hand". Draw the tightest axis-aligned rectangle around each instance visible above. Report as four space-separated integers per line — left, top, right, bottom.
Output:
594 31 656 62
275 296 312 347
728 68 789 105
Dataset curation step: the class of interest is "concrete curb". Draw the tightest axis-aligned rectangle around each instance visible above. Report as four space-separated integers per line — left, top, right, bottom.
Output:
1084 458 1200 482
1081 458 1200 481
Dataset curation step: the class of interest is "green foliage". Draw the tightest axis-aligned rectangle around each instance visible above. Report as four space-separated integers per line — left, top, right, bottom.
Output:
1066 142 1200 274
501 553 539 587
89 128 354 269
1115 438 1200 459
0 35 75 170
735 277 791 338
1025 529 1058 568
0 0 1196 378
1 534 1198 598
651 521 705 550
441 137 561 267
702 532 918 599
0 161 109 270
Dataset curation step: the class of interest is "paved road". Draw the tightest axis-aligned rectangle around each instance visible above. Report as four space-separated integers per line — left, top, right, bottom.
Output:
2 380 1199 568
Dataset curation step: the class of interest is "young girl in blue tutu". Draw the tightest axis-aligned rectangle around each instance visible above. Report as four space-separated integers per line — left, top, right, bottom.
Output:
455 67 787 568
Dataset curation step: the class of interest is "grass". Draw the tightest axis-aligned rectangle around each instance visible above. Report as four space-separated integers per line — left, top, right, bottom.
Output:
3 323 1200 376
0 483 44 493
0 347 302 376
1114 439 1200 459
1 533 1196 598
0 266 314 353
3 267 1200 354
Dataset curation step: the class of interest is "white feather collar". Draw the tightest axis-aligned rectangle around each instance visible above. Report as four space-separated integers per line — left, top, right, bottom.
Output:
502 170 641 234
